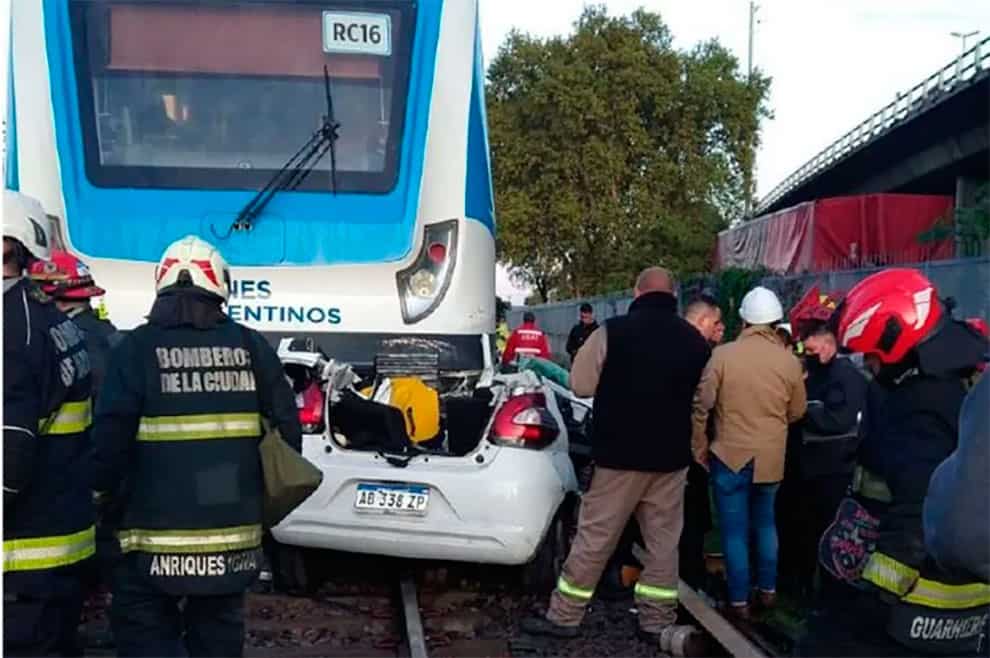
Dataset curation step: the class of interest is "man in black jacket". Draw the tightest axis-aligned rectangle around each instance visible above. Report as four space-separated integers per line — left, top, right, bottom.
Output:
566 303 598 363
679 295 722 588
598 295 723 598
521 267 711 641
778 314 867 599
801 323 868 514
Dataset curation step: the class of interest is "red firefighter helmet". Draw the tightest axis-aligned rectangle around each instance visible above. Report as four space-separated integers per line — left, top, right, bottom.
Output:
835 268 942 365
788 285 843 338
28 250 106 300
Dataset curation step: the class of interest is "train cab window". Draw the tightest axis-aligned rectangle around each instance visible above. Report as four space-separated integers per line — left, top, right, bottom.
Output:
69 1 415 193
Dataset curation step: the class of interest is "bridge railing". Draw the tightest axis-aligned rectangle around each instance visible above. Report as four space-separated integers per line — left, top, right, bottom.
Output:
756 36 990 215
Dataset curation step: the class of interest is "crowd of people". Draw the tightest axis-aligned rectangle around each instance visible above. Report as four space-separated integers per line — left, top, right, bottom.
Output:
5 178 989 658
4 190 302 658
511 265 989 656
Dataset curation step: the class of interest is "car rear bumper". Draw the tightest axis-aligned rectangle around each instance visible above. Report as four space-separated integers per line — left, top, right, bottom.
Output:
271 436 578 565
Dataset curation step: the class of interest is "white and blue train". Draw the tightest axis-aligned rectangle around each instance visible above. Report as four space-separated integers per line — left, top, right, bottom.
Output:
6 0 496 371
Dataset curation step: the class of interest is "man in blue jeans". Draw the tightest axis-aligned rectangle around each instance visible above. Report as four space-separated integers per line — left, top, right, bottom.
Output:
692 286 806 621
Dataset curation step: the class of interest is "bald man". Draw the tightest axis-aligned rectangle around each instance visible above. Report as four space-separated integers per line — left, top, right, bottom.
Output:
522 267 713 642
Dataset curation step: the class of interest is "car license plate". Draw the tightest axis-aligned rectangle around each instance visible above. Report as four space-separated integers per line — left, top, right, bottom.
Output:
354 483 429 515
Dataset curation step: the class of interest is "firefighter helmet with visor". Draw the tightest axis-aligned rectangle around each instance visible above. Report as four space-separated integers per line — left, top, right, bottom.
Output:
835 268 943 365
154 235 231 301
3 190 52 262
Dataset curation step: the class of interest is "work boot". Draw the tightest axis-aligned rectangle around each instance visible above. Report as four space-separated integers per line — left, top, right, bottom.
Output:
519 615 580 638
755 589 777 613
674 627 712 657
725 603 752 624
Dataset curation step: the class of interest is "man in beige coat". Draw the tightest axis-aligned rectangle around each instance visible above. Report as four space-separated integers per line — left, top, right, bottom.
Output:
692 286 806 620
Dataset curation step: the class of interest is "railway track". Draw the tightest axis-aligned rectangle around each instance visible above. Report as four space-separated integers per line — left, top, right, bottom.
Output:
83 553 791 657
677 581 779 658
244 566 784 658
245 555 532 657
399 572 429 658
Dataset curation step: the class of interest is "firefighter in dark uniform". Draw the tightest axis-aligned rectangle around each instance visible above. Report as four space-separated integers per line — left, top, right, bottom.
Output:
802 269 990 656
3 190 96 657
87 235 303 657
29 249 122 648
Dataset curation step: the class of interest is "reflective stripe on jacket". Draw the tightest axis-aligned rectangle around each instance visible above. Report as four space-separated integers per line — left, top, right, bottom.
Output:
863 551 990 610
4 527 96 572
501 322 551 365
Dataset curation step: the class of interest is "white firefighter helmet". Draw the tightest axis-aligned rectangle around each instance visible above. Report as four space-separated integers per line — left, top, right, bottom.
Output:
3 190 52 261
154 235 231 301
739 286 784 325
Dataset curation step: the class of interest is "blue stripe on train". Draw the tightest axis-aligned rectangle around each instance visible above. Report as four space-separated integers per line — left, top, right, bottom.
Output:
464 7 495 234
42 0 452 266
6 30 19 191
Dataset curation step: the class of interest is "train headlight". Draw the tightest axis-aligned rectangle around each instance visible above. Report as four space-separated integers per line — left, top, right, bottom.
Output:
409 270 437 298
396 220 458 324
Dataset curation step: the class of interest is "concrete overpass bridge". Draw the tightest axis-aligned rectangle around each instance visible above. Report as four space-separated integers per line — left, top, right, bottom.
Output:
756 37 990 215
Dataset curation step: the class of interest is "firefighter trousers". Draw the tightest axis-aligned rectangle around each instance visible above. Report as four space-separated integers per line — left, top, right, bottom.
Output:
3 577 84 658
110 560 246 657
547 466 687 633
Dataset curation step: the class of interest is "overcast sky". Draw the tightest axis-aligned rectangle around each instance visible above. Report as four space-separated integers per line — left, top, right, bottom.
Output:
2 1 986 303
484 0 989 303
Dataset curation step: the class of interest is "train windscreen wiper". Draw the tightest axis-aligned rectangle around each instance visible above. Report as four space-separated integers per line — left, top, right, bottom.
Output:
214 66 341 238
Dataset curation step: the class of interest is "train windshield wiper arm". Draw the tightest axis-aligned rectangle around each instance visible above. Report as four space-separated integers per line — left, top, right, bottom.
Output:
214 66 341 238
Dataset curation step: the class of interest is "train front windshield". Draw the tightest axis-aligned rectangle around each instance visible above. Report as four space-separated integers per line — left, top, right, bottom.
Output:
69 1 415 193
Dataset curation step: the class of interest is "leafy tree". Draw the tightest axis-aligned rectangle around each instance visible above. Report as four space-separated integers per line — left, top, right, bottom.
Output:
918 183 990 257
681 267 772 341
488 6 771 301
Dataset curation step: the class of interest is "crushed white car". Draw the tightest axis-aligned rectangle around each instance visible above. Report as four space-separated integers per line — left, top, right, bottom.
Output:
269 339 592 590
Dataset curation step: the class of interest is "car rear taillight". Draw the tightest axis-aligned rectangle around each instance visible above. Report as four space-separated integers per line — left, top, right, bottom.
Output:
298 381 325 433
489 393 559 449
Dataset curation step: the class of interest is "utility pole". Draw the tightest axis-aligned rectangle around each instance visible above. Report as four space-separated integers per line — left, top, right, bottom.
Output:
745 1 760 217
747 1 759 80
950 30 979 56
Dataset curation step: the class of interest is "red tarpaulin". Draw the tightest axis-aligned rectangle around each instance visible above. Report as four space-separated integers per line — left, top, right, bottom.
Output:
811 195 955 270
716 194 954 274
717 202 815 273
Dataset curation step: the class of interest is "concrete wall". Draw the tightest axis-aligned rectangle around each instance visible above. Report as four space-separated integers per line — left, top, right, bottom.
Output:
509 257 990 363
